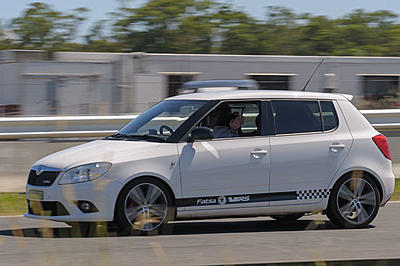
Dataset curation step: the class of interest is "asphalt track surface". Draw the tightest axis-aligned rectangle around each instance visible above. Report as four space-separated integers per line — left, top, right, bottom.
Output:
1 202 400 266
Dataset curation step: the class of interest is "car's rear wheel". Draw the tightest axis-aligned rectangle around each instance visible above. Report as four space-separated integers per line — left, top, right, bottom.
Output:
327 173 380 228
270 213 305 221
114 179 175 235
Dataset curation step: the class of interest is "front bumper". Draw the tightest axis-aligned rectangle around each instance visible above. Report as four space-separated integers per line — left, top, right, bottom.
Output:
24 177 123 222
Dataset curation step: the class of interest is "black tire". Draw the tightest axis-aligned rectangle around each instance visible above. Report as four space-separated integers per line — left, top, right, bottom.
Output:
326 173 380 229
270 213 305 221
114 178 175 236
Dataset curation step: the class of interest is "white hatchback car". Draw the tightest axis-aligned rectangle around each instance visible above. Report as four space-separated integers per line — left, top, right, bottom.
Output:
25 90 394 234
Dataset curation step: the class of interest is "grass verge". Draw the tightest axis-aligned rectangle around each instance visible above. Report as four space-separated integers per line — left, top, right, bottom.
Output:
0 192 27 216
390 179 400 201
1 180 400 216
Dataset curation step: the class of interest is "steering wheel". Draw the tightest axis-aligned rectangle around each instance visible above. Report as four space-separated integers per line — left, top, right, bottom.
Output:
159 125 174 135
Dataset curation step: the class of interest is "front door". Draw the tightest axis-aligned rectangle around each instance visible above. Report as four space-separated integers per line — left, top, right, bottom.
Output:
177 101 271 210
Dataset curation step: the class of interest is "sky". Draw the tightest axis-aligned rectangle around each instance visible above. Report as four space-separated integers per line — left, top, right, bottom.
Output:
1 0 399 38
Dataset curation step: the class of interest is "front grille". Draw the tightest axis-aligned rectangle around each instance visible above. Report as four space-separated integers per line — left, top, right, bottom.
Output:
27 200 69 216
27 170 60 186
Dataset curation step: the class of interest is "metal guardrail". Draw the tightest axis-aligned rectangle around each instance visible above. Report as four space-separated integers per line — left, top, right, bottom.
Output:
0 130 116 139
361 109 400 119
0 115 138 139
0 109 398 140
371 123 400 131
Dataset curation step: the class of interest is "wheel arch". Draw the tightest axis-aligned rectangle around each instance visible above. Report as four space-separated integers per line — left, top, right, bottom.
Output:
113 175 177 221
331 169 383 203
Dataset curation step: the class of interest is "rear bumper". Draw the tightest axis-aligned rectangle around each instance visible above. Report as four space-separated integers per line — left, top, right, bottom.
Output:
380 172 395 205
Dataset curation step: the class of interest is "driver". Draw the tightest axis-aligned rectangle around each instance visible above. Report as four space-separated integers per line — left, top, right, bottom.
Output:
213 112 244 138
206 103 231 128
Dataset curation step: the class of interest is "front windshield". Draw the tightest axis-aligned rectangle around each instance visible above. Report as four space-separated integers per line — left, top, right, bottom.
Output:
117 100 207 140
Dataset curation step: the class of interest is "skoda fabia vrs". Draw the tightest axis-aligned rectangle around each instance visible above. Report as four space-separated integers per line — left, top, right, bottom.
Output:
25 90 394 234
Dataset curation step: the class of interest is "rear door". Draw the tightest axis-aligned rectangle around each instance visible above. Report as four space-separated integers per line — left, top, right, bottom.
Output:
269 100 352 206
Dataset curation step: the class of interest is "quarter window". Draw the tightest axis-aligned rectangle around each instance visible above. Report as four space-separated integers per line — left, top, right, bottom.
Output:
320 101 338 131
272 100 322 134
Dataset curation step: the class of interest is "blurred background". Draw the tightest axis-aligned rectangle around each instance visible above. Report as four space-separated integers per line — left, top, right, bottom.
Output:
1 0 400 115
1 2 400 265
0 0 400 191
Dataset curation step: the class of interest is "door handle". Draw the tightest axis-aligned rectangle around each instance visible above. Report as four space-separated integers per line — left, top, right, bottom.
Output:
329 143 346 152
251 149 268 158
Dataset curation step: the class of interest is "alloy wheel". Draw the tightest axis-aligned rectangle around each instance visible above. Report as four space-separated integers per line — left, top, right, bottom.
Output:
124 183 168 231
336 178 377 225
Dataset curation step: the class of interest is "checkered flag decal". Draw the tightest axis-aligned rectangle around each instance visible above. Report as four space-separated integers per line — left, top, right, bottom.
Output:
296 189 330 200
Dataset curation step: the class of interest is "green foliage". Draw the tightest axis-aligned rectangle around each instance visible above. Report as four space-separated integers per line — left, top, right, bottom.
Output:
111 0 218 52
4 1 400 56
10 2 89 50
0 24 13 50
391 179 400 201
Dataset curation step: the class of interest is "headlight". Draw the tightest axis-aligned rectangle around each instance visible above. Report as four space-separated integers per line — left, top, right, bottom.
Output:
59 162 112 185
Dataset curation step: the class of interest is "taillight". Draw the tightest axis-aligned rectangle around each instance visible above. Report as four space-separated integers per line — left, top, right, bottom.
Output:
372 134 391 160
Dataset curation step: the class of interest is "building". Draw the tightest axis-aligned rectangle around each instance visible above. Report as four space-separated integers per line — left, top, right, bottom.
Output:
0 50 399 116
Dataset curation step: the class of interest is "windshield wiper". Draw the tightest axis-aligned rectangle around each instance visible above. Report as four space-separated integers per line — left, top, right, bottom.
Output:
128 134 166 141
105 133 166 141
105 133 131 140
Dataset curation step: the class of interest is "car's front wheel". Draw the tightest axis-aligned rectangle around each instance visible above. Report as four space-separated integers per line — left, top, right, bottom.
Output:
327 173 380 229
114 178 175 235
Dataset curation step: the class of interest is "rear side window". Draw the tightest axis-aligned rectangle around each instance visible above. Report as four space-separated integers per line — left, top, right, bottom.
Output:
272 100 322 134
320 101 338 131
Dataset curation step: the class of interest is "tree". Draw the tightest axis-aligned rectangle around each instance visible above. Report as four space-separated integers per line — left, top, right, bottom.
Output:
296 16 338 55
173 15 214 53
111 0 217 53
0 21 13 50
210 3 260 54
218 18 264 54
258 6 305 55
11 2 88 50
332 9 397 55
6 1 400 57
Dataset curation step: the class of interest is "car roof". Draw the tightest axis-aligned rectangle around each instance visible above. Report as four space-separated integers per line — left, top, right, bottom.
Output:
167 90 351 101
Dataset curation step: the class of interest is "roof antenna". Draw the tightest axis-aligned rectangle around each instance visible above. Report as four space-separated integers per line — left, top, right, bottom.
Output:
301 57 325 91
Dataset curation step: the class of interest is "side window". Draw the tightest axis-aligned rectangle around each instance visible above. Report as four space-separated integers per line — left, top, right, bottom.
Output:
320 101 338 131
201 101 262 138
272 100 322 134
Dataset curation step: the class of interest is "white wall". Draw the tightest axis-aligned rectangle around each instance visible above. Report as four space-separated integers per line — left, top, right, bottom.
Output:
20 61 115 115
141 54 400 105
0 62 20 105
54 52 124 62
3 51 400 116
143 54 327 92
133 74 166 113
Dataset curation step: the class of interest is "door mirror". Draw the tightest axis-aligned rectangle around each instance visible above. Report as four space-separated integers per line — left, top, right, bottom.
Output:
189 127 214 141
